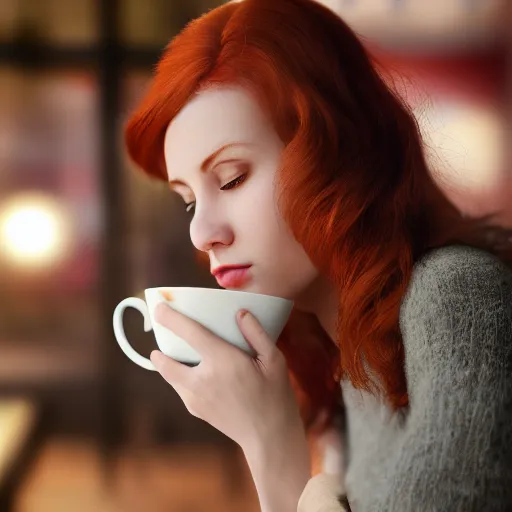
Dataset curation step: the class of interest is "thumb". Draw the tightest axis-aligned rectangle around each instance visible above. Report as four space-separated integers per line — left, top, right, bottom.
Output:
236 309 276 359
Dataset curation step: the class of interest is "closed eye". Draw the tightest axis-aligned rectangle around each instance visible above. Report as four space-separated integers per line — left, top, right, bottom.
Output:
220 173 247 191
184 173 248 213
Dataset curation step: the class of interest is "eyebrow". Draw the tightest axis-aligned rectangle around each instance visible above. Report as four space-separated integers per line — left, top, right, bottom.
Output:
168 142 252 189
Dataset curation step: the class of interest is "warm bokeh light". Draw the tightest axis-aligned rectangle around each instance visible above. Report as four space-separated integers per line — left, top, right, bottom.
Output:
313 0 504 50
0 193 73 269
419 101 505 190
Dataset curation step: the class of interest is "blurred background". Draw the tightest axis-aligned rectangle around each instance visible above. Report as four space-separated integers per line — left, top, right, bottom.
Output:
0 0 510 511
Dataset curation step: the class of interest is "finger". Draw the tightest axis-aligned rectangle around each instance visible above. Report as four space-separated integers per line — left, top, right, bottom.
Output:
150 350 194 388
151 352 203 418
154 303 232 360
236 309 276 360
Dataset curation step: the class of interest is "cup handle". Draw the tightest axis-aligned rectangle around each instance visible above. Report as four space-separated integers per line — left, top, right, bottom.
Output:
113 297 156 371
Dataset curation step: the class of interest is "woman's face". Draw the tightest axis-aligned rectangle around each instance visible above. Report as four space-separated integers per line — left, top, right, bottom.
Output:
163 86 319 301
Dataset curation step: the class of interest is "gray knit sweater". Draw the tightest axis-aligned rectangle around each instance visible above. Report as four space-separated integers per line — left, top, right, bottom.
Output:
299 244 512 512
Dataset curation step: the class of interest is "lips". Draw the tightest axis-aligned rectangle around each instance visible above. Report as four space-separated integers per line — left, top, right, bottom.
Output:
213 265 252 289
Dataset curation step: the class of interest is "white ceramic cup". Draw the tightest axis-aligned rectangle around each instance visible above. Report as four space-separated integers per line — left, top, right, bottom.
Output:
112 287 294 371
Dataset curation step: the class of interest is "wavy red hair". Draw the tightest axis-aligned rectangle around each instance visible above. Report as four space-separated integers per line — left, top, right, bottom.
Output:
125 0 511 430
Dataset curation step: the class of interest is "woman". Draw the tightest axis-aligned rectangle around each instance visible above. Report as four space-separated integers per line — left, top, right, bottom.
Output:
124 0 512 510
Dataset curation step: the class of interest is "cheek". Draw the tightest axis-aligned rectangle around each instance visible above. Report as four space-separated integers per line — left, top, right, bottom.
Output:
232 175 277 231
237 200 283 248
267 251 319 300
259 213 319 287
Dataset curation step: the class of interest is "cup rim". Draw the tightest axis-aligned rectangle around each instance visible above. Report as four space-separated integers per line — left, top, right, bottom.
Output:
145 286 293 303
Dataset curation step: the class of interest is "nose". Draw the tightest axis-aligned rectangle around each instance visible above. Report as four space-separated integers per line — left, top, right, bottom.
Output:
189 205 234 252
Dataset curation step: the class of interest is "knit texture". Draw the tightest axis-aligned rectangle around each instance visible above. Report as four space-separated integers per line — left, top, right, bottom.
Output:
333 245 512 512
336 246 512 512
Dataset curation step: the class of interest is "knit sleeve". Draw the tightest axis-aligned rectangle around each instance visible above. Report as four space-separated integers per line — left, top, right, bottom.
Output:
374 245 512 511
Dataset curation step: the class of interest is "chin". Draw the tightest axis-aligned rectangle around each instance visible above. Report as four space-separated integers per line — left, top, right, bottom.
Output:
220 282 255 292
254 286 296 300
226 278 299 300
226 282 268 296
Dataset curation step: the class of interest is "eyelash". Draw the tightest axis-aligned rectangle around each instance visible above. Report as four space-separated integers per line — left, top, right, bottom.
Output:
184 174 247 213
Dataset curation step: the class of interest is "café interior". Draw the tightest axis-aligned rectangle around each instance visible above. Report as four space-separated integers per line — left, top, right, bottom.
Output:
0 0 511 510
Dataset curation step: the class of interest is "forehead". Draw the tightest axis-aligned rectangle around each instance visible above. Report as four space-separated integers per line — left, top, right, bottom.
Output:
163 87 272 176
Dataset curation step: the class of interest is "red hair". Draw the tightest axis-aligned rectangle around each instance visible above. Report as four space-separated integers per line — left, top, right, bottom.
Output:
125 0 511 430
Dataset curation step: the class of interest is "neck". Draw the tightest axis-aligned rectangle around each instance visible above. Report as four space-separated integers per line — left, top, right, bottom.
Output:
294 276 339 343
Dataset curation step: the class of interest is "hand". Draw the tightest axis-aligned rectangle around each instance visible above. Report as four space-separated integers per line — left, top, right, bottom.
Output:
150 303 305 453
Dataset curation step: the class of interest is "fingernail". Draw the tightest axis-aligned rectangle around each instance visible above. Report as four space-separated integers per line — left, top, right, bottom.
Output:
238 309 248 320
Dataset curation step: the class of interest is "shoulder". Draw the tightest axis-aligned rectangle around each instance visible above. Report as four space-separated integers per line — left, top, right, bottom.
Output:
399 244 512 398
404 244 511 300
400 244 512 328
376 245 512 509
